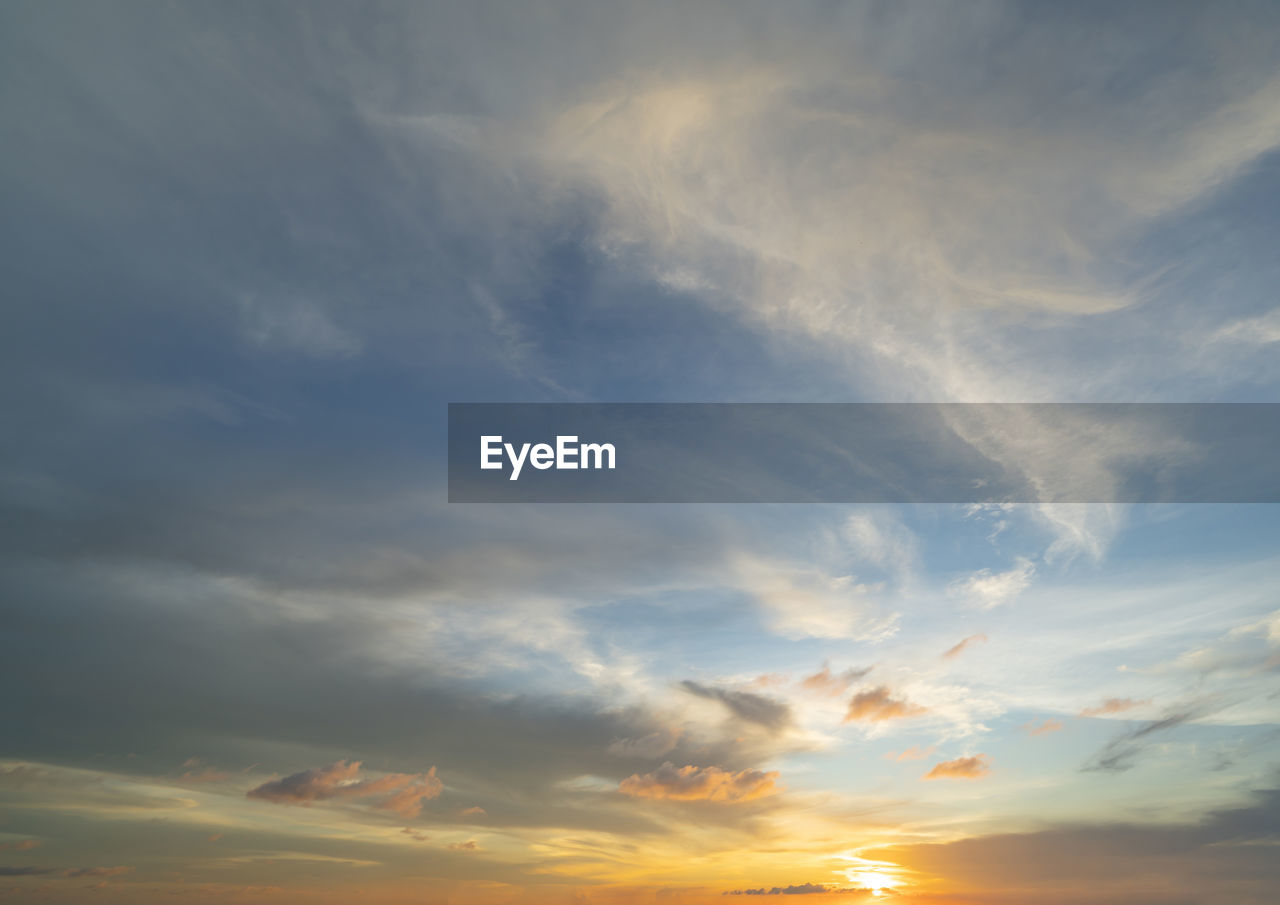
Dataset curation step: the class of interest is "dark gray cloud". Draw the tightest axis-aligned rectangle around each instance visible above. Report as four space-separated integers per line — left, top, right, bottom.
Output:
1082 701 1221 773
679 681 793 733
874 783 1280 905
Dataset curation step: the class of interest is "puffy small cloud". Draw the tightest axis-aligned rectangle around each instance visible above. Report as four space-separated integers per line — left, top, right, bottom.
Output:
885 745 935 762
941 634 988 660
459 806 486 817
923 755 992 781
247 761 443 817
608 728 681 758
619 763 781 803
448 840 480 851
1079 698 1148 717
1022 718 1064 737
949 558 1035 610
800 663 872 697
680 681 793 733
844 687 926 723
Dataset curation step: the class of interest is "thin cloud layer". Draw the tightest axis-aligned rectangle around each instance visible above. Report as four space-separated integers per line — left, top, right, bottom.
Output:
1080 698 1149 718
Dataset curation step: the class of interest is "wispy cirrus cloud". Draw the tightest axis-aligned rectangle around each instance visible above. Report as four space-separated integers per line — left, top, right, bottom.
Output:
1022 719 1064 737
885 746 935 762
949 559 1035 610
941 634 988 660
1080 698 1149 718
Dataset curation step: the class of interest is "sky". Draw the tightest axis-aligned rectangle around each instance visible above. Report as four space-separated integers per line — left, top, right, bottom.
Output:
2 1 1280 903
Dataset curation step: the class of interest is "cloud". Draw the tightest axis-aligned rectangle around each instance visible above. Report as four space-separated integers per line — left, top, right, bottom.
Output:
727 555 900 642
247 761 443 817
1212 307 1280 345
237 293 362 359
1082 706 1208 774
448 840 480 852
619 763 781 803
64 866 133 879
800 663 872 697
608 728 682 758
679 681 793 733
0 840 40 852
941 634 988 660
180 766 230 784
724 884 869 896
873 785 1280 904
1021 719 1064 737
459 806 486 817
948 559 1035 610
844 687 926 723
885 746 935 762
1079 697 1148 718
923 754 992 781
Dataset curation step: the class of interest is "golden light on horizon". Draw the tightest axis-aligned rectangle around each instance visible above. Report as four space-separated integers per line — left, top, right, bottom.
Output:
836 853 910 895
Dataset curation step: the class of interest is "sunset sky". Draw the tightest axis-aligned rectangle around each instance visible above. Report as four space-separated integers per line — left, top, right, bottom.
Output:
3 2 1280 903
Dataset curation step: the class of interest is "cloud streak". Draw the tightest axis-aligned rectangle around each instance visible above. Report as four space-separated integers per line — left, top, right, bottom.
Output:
619 763 781 803
247 761 443 817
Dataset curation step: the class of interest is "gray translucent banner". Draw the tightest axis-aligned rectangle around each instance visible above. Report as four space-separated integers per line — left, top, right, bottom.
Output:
448 403 1280 503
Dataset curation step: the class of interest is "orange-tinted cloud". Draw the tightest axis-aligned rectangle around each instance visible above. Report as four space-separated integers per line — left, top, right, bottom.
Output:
619 763 781 803
844 686 927 723
247 760 442 817
1080 697 1148 717
923 754 991 781
885 745 935 762
459 806 486 816
1021 718 1064 736
941 634 988 660
800 663 872 697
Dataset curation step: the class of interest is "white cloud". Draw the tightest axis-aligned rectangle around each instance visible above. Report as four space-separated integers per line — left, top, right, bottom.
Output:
948 557 1035 611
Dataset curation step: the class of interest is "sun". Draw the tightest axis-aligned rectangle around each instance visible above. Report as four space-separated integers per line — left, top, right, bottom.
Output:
836 854 908 896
